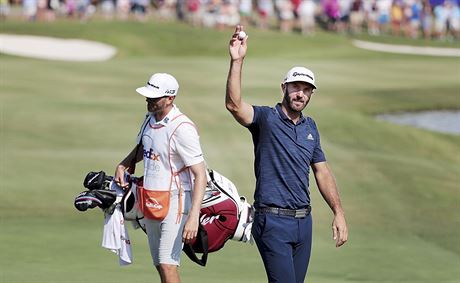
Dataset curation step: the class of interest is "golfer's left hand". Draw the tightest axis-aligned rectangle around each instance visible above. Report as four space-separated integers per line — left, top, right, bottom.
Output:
182 214 199 244
332 212 348 247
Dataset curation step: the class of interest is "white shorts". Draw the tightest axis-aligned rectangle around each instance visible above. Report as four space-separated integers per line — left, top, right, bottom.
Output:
144 190 192 266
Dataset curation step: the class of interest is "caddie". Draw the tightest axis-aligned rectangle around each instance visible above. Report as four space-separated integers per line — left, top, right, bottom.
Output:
225 25 348 283
114 72 207 282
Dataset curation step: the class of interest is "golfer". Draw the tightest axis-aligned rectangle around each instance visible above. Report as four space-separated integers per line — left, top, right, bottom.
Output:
225 25 348 283
114 72 207 283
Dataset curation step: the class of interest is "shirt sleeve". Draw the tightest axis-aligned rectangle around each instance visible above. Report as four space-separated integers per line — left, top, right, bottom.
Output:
250 105 262 125
135 114 150 145
247 105 266 132
173 123 205 167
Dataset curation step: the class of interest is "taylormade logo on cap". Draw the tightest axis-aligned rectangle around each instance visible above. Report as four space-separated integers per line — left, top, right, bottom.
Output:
292 72 313 80
136 73 179 98
283 67 317 89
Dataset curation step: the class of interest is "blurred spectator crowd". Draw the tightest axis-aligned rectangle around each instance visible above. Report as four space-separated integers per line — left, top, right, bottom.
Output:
1 0 459 40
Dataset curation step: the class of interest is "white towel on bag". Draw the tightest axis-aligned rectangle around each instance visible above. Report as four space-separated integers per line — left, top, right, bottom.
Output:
102 205 133 265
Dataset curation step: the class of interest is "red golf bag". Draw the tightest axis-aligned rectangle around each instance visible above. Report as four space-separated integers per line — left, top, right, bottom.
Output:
183 169 253 266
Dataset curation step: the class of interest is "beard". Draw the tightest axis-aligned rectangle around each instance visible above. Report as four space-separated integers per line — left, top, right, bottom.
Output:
147 104 156 113
147 100 163 113
283 89 308 113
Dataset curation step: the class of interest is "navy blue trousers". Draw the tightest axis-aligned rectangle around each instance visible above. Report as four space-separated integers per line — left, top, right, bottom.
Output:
252 213 313 283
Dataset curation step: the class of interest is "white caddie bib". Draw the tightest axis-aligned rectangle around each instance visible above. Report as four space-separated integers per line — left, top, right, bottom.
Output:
140 109 198 192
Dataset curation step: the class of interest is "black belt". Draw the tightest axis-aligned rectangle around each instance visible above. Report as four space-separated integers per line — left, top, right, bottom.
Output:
257 206 311 218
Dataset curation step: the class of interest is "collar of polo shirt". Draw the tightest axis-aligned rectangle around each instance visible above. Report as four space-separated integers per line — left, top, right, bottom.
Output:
275 103 306 124
150 104 179 126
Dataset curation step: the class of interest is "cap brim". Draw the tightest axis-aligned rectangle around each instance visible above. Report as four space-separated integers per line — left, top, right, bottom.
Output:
136 87 164 98
284 79 317 89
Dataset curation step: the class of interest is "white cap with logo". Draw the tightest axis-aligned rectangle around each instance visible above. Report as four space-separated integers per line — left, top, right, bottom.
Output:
136 73 179 98
283 66 317 89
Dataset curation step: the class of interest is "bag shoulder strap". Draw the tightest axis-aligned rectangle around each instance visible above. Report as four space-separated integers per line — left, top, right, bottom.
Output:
128 115 151 175
182 224 209 266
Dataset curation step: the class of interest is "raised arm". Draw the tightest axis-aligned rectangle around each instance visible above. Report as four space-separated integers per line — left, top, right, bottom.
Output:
311 161 348 248
226 25 254 127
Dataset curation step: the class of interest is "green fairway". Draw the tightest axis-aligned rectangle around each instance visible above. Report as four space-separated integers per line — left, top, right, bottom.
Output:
1 20 459 283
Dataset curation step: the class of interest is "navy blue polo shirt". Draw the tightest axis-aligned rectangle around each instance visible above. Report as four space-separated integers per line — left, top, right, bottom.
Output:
247 103 326 210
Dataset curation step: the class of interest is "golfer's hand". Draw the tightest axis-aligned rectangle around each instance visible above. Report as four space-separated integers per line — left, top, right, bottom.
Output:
332 212 348 247
114 164 129 189
229 25 248 61
182 213 199 244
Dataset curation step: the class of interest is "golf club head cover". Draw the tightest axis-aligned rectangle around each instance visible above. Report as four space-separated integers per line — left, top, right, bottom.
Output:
83 171 107 191
74 191 102 211
92 189 117 209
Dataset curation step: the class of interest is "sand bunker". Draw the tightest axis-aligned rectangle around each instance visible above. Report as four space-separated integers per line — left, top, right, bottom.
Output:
0 34 117 62
353 40 460 57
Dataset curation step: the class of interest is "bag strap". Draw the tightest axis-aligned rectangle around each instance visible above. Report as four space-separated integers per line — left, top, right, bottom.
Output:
182 224 209 266
128 115 150 175
127 143 141 175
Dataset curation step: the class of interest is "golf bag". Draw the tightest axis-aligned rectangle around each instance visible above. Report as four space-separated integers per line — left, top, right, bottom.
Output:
74 171 146 231
74 169 253 266
183 169 253 266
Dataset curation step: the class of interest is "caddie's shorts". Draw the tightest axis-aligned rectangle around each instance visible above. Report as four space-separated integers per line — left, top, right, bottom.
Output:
252 210 313 283
144 190 192 266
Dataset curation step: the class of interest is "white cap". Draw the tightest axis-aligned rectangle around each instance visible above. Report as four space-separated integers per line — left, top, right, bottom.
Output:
136 73 179 98
283 66 317 89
